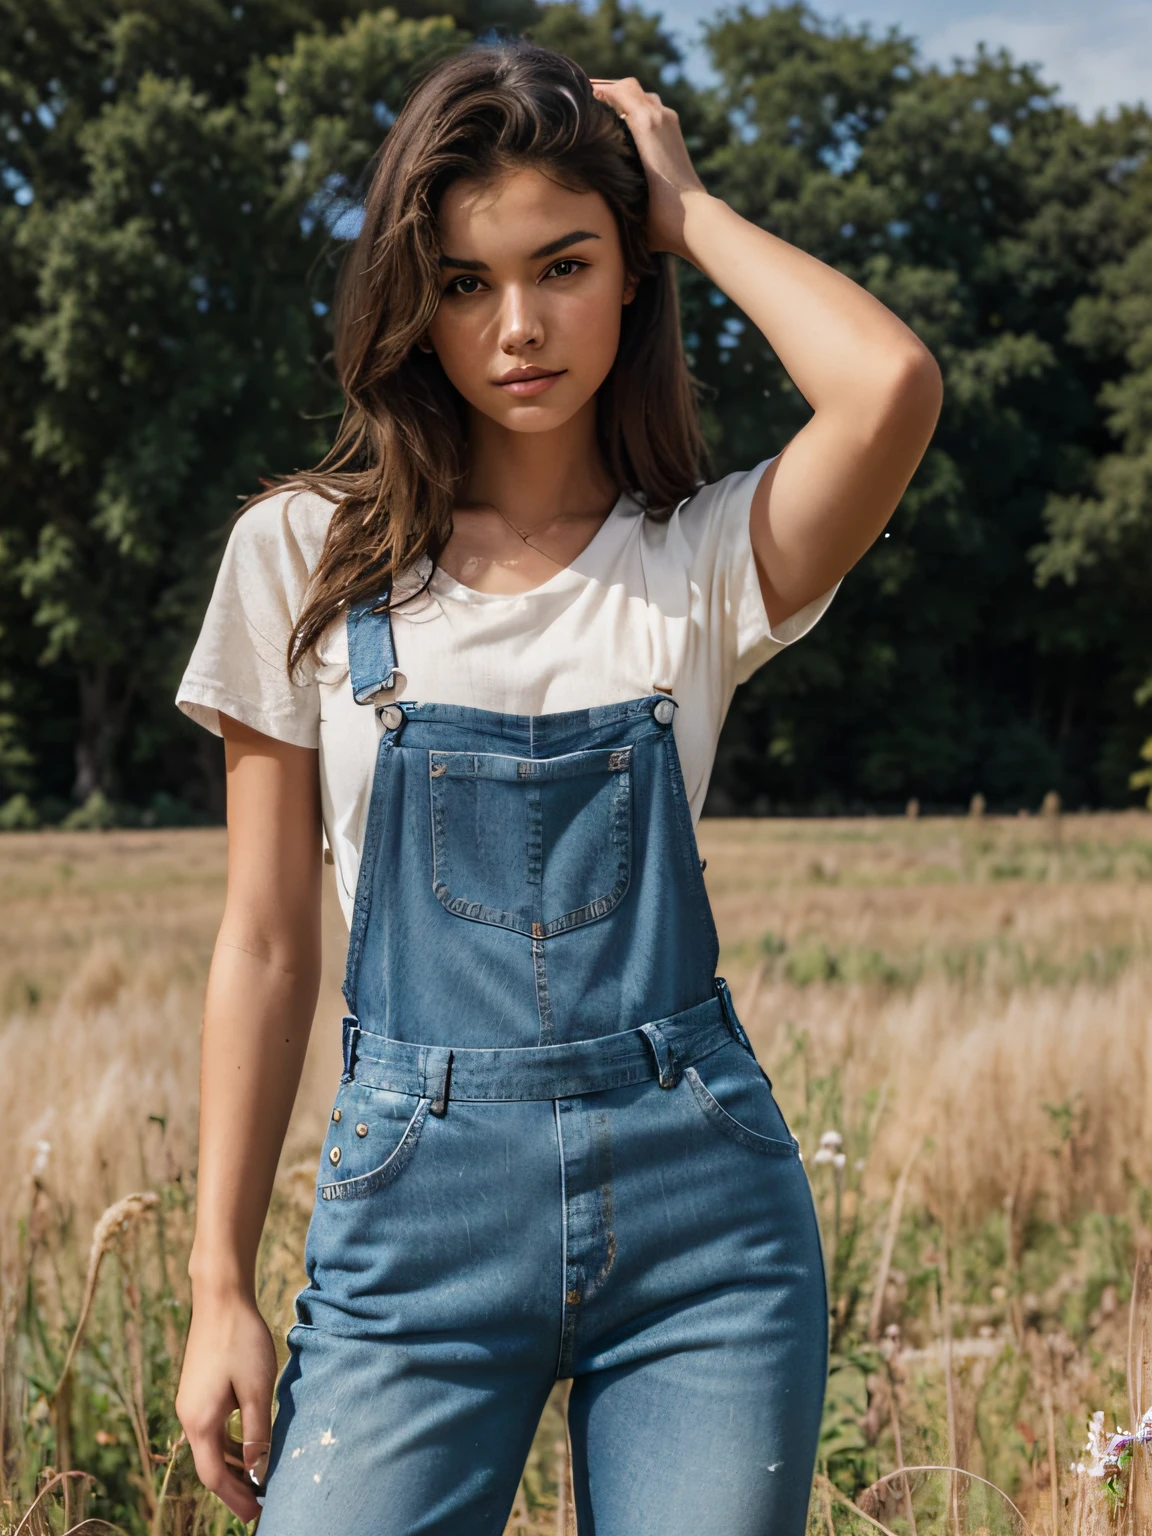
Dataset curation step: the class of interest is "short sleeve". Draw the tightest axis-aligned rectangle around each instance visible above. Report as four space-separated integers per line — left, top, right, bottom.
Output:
679 457 841 687
176 488 333 747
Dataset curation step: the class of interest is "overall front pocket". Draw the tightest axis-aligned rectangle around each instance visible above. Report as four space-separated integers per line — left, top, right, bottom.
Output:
429 745 633 938
317 1081 431 1201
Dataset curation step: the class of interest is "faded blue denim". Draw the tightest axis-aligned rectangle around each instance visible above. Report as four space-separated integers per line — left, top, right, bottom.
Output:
257 596 828 1535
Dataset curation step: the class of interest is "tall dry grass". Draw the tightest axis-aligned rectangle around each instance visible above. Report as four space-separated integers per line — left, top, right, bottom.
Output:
1 813 1150 1533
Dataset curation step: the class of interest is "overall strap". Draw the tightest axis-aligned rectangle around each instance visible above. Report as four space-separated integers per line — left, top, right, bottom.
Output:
347 587 397 704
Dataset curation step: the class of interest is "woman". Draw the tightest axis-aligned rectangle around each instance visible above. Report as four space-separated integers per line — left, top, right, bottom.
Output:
174 39 941 1536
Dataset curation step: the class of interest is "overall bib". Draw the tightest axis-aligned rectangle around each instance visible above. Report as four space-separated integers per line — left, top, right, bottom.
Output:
259 594 828 1536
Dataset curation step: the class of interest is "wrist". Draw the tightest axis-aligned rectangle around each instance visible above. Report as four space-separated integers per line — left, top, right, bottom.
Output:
188 1247 257 1303
674 187 718 265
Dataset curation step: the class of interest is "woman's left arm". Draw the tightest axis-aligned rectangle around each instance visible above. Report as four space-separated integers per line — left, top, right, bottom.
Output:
592 77 944 627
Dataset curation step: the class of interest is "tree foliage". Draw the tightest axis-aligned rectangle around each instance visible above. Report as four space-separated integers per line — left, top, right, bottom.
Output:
691 5 1152 811
0 0 1149 817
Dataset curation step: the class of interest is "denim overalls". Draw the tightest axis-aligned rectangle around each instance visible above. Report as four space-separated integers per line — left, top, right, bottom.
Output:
259 592 828 1536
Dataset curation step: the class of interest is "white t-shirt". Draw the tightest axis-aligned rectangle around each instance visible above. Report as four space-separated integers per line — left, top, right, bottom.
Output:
177 459 838 926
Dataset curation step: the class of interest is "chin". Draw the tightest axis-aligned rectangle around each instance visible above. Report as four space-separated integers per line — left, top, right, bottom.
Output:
483 391 595 432
498 408 582 434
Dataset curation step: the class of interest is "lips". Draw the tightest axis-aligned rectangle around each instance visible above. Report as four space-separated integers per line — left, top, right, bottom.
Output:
493 366 566 398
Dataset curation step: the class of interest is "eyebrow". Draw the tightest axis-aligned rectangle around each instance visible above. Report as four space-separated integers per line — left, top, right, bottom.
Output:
438 229 601 270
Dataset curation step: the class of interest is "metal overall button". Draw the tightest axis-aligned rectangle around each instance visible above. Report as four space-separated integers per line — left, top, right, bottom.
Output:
653 697 675 725
329 1146 341 1166
331 1107 342 1123
379 704 404 730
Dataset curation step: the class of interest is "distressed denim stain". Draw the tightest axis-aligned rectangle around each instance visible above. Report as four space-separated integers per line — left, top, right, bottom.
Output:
256 594 829 1536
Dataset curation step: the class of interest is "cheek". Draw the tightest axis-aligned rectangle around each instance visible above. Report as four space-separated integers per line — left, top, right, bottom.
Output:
426 307 486 387
559 291 623 376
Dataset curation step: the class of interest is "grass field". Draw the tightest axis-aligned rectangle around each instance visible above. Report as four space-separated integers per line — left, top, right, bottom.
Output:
2 811 1151 1533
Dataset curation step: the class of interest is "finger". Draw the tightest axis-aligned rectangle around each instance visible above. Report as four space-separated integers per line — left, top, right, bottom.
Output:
591 75 645 105
592 80 667 130
184 1414 264 1522
239 1384 274 1487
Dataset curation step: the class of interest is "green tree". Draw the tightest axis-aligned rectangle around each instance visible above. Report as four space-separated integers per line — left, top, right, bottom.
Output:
1032 125 1152 798
693 4 1152 811
3 0 1151 815
0 0 463 803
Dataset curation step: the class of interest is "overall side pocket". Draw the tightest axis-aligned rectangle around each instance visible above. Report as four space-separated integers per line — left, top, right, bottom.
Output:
317 1081 431 1201
683 1041 799 1159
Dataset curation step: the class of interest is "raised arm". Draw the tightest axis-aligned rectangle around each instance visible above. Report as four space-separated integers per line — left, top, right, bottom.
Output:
176 716 323 1523
592 77 944 627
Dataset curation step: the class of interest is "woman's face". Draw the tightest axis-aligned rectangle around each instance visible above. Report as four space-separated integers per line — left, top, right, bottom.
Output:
425 165 635 434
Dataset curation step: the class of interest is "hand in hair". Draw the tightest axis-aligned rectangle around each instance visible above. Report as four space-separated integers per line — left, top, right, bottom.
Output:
589 78 706 261
598 71 942 633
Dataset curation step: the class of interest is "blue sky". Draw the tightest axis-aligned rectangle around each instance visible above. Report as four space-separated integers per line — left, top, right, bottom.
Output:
659 0 1151 118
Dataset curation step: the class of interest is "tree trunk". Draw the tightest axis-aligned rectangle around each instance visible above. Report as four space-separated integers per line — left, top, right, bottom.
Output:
73 664 135 802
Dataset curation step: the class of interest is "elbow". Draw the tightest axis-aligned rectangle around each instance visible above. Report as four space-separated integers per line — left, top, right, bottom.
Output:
886 343 944 432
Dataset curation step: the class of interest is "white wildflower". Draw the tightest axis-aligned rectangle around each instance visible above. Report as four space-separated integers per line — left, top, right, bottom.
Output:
1084 1411 1108 1478
31 1139 51 1177
812 1147 835 1166
819 1130 843 1151
832 1152 847 1171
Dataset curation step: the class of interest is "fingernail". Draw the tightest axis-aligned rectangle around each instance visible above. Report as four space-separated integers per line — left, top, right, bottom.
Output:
251 1451 269 1484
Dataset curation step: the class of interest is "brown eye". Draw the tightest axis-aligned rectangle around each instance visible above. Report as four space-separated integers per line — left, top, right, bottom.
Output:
447 275 483 296
544 259 584 280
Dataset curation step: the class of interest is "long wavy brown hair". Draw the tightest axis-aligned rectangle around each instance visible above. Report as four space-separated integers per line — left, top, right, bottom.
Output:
268 38 707 672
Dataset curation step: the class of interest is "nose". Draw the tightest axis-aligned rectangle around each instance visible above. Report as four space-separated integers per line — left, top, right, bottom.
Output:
499 284 542 353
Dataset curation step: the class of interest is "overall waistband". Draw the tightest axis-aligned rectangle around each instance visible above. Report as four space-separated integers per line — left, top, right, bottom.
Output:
340 980 750 1114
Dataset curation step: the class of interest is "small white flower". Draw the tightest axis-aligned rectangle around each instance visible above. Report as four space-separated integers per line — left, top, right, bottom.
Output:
31 1140 51 1177
832 1152 847 1171
812 1147 835 1166
1084 1411 1109 1478
819 1130 843 1151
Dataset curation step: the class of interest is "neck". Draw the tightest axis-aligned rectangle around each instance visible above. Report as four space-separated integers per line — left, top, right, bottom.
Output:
460 397 619 532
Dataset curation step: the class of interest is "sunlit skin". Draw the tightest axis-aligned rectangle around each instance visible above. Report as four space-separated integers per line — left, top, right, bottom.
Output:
426 169 635 595
176 77 943 1523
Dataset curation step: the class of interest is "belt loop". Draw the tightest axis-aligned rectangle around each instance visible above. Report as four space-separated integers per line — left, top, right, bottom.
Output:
421 1046 454 1116
341 1016 360 1082
714 977 753 1055
640 1022 680 1089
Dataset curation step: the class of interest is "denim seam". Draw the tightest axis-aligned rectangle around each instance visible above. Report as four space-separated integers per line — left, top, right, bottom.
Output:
662 734 721 959
553 1099 570 1379
342 734 395 1014
429 745 630 773
532 937 556 1045
683 1067 798 1159
318 1098 430 1200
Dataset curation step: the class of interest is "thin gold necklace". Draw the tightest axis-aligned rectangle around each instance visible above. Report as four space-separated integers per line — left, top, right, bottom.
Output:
491 505 601 546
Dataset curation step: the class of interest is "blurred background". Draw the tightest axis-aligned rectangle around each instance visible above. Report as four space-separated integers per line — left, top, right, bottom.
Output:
1 0 1151 829
3 4 1152 1534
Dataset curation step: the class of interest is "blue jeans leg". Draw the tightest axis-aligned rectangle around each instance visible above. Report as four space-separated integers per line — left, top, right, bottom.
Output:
258 1324 553 1535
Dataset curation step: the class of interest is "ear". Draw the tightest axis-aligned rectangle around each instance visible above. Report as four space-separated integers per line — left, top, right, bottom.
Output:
416 336 435 354
622 273 638 306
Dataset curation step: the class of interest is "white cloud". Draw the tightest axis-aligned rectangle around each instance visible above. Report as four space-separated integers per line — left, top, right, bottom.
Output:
926 6 1151 116
659 0 1151 117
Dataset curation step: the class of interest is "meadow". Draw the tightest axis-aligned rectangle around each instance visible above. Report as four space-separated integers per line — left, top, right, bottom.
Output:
2 810 1151 1534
